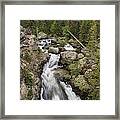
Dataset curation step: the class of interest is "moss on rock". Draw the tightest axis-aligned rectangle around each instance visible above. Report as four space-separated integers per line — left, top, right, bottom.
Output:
54 69 71 81
56 37 68 47
73 75 90 92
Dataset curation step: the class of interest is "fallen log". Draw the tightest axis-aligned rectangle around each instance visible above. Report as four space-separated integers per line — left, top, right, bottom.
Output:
67 30 86 49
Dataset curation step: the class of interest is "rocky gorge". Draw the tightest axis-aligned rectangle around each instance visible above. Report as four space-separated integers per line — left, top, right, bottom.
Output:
20 20 100 100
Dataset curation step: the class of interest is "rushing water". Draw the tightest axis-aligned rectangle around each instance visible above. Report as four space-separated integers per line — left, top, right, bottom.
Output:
41 53 80 100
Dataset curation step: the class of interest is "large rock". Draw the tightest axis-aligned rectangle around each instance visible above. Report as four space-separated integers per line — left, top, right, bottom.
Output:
61 51 78 61
84 69 92 78
48 47 59 54
78 53 84 59
84 59 96 69
38 32 47 39
50 37 57 44
88 59 95 64
20 31 25 39
20 81 28 99
91 64 97 70
64 44 75 51
20 26 24 31
54 69 71 81
78 57 87 69
81 48 90 57
59 47 65 52
26 35 35 46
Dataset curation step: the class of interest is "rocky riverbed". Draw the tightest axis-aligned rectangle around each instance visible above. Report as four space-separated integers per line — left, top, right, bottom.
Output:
20 26 100 100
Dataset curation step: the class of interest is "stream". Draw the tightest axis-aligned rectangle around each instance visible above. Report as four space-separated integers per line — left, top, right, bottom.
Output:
39 39 80 100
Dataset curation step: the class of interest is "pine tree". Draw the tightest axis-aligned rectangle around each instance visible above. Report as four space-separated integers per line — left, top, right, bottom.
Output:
50 21 59 36
87 21 99 53
79 20 92 46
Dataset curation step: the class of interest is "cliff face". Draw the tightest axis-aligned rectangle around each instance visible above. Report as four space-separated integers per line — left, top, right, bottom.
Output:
20 26 49 100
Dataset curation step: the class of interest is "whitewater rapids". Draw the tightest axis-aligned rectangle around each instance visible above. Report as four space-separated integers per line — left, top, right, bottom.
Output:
41 53 80 100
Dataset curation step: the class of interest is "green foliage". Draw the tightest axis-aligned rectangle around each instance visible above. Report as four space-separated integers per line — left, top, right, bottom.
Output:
23 70 33 86
57 37 68 47
23 51 32 63
79 21 92 45
54 69 71 81
50 21 59 36
62 25 70 38
27 89 33 100
25 73 33 86
73 75 90 92
68 61 80 77
88 88 100 100
21 20 100 45
20 20 37 35
69 21 80 39
39 21 51 35
86 21 100 63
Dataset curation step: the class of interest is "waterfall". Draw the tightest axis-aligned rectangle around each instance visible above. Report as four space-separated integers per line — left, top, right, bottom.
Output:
41 53 80 100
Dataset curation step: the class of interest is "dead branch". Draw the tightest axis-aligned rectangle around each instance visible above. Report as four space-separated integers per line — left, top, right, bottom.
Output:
67 30 86 49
